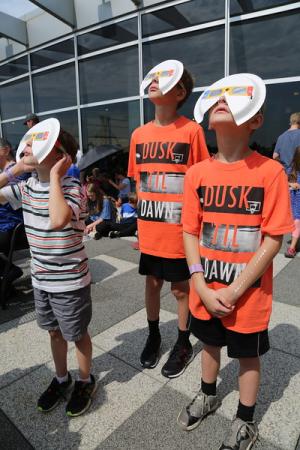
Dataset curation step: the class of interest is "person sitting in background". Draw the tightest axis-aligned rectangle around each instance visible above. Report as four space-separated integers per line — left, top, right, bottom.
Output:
85 183 113 234
94 193 138 239
0 138 29 283
285 146 300 258
108 169 131 203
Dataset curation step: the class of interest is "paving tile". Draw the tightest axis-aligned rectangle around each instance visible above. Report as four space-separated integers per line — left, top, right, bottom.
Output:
0 409 33 450
99 385 282 450
92 308 200 383
269 301 300 357
170 347 300 450
0 345 162 450
273 252 292 277
89 254 138 283
0 320 51 389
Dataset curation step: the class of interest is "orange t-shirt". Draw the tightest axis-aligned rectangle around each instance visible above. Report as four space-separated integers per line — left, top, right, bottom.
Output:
128 116 209 258
182 152 294 333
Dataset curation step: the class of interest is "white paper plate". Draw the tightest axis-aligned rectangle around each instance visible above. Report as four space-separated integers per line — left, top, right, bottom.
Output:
16 118 61 163
140 59 184 96
194 73 266 125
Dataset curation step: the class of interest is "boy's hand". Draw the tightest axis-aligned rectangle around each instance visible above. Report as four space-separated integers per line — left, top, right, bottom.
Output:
85 222 97 234
195 284 235 318
216 286 239 306
50 154 72 179
18 156 37 173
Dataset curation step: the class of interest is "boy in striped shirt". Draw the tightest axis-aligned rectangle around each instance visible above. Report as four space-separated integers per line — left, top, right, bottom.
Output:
0 128 96 417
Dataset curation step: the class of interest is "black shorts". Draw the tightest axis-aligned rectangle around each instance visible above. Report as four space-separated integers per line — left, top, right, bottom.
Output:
139 253 190 282
190 315 270 358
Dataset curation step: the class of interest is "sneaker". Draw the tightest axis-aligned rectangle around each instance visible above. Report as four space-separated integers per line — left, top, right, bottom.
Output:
161 341 194 378
109 231 121 239
177 389 221 431
66 374 97 417
219 417 259 450
284 247 296 258
140 334 161 369
37 373 73 412
94 232 102 240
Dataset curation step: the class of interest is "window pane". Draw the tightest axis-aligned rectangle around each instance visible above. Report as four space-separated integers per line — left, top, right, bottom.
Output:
250 82 300 155
81 101 140 154
79 46 139 104
30 39 74 70
77 18 138 56
143 92 217 154
1 120 26 151
230 11 300 78
231 0 294 15
0 56 28 82
0 78 31 120
40 110 79 145
142 0 225 37
33 64 77 112
143 27 224 88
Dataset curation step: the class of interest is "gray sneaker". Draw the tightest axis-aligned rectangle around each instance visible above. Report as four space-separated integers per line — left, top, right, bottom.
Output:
177 389 221 431
219 417 259 450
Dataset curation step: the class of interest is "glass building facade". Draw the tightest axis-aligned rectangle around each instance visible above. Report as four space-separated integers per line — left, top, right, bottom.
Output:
0 0 299 161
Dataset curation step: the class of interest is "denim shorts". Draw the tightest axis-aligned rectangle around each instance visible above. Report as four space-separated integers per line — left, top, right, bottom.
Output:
34 285 92 342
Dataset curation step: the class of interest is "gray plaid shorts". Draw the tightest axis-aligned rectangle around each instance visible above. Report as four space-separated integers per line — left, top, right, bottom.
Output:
34 285 92 342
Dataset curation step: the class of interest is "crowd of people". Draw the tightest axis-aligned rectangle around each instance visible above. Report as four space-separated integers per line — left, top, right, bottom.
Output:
0 60 299 450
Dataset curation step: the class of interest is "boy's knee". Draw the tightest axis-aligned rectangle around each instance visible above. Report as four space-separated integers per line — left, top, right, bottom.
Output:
171 281 189 300
48 329 63 339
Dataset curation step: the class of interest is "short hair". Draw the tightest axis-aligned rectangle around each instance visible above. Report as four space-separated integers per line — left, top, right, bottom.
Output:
0 137 14 159
92 167 100 177
128 192 137 204
0 137 11 149
177 68 194 110
58 129 78 163
290 112 300 126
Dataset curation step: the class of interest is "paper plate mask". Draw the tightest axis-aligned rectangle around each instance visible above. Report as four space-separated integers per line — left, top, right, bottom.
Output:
140 60 184 96
194 73 266 126
16 118 61 163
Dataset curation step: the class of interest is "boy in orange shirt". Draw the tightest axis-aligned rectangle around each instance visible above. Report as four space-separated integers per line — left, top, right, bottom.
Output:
177 74 294 449
128 60 209 378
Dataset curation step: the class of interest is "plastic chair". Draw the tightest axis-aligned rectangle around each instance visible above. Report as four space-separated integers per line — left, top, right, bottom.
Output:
0 223 29 309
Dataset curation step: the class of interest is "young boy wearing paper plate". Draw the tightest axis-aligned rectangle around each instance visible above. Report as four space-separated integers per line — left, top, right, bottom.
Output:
177 74 294 449
128 60 209 378
0 119 96 417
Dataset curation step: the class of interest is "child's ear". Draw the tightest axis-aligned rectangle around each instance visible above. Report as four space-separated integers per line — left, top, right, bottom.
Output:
250 112 264 131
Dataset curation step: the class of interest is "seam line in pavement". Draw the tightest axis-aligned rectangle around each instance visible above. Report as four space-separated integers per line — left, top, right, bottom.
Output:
0 408 34 449
92 340 168 386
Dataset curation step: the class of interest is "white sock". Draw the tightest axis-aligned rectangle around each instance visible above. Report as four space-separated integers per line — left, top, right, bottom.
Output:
79 375 91 384
56 373 69 384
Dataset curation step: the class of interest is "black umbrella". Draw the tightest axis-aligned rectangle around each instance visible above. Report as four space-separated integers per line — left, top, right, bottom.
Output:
78 144 122 171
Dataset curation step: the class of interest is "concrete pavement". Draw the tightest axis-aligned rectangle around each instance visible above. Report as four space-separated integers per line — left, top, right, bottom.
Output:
0 236 299 450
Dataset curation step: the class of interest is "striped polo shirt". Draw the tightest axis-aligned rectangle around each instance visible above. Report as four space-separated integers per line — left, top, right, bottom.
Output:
2 176 91 293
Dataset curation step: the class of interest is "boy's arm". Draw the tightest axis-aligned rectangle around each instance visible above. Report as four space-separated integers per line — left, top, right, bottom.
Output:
0 159 33 204
219 234 282 305
49 155 73 229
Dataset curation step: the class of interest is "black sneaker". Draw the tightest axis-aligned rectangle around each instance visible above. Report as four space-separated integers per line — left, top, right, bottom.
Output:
109 231 121 239
66 374 96 417
94 232 102 240
37 373 73 412
161 342 194 378
140 334 161 369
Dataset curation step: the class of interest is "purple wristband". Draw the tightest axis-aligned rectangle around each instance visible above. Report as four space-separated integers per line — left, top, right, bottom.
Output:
188 263 204 275
4 166 16 183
